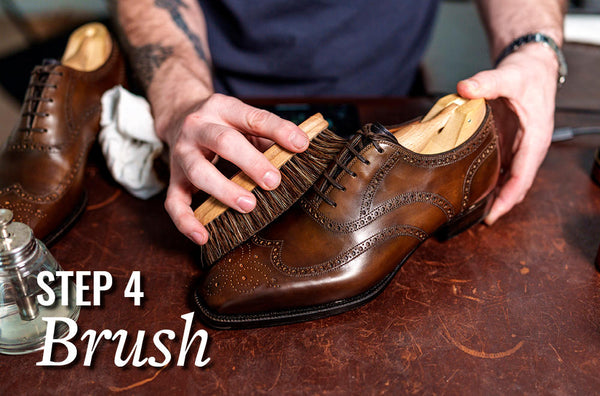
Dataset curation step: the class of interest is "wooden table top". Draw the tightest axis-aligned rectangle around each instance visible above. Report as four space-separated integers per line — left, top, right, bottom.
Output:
1 98 599 395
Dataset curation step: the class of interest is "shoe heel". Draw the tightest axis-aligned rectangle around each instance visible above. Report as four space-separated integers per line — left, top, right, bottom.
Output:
436 194 493 241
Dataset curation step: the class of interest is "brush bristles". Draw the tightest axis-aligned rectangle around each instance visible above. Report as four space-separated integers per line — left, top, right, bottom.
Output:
201 128 347 266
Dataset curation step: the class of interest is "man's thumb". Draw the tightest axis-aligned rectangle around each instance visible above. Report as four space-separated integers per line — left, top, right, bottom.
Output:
457 70 504 100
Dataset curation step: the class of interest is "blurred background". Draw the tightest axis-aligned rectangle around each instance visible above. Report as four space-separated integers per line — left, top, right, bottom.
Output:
0 0 599 144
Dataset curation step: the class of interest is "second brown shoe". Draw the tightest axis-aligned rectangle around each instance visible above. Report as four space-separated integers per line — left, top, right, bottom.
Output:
195 100 501 329
0 23 126 244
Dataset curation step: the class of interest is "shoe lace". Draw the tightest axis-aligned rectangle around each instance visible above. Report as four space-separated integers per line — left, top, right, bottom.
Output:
18 60 62 134
314 127 385 207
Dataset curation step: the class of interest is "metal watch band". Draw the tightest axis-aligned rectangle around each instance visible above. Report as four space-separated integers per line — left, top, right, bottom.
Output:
494 32 568 88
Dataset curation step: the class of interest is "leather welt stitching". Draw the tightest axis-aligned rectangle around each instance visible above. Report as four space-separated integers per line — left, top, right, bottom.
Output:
301 191 454 234
461 137 497 210
252 226 427 277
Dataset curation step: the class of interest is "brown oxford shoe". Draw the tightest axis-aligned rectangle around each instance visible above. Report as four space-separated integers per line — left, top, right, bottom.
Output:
195 101 500 329
0 23 126 244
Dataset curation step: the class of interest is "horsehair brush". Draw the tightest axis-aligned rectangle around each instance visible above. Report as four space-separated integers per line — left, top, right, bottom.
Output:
195 113 347 266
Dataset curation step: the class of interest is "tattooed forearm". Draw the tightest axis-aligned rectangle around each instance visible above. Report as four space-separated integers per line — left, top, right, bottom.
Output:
130 44 175 88
155 0 207 61
107 2 172 89
108 0 210 90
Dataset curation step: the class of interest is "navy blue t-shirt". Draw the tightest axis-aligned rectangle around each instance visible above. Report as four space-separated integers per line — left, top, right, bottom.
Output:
198 1 440 97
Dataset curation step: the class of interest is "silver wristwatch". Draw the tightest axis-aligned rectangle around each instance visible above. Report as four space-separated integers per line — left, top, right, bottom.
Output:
494 32 568 88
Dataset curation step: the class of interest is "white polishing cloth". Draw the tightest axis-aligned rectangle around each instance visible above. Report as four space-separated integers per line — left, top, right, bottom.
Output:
100 86 165 199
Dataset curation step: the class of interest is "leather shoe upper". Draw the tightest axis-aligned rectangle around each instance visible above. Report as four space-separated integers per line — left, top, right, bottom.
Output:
198 106 501 317
0 36 126 242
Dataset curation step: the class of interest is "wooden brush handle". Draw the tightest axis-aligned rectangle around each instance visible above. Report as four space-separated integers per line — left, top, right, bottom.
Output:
194 113 329 225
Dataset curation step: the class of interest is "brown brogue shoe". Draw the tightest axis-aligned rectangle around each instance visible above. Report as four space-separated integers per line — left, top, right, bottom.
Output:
195 103 501 329
0 23 126 244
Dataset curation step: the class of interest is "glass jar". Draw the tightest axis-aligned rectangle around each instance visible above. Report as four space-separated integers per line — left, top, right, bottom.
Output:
0 209 79 355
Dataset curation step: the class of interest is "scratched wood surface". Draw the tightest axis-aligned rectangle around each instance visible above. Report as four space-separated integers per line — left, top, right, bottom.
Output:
1 98 599 395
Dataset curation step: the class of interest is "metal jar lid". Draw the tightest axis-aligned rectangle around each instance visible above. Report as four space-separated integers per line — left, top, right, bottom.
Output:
0 209 36 268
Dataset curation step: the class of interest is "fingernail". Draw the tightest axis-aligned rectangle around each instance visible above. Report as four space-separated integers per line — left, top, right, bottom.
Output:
290 131 308 150
263 171 280 189
465 80 479 91
236 195 255 212
190 231 207 245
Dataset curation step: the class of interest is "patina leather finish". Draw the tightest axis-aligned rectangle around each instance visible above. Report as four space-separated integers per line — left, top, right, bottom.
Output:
196 105 501 328
0 37 126 244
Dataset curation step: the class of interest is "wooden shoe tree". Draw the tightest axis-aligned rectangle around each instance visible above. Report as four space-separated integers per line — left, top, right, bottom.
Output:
61 22 112 72
389 94 486 154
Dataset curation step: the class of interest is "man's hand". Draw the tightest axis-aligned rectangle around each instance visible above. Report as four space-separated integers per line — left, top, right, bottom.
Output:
457 44 559 224
163 94 309 245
